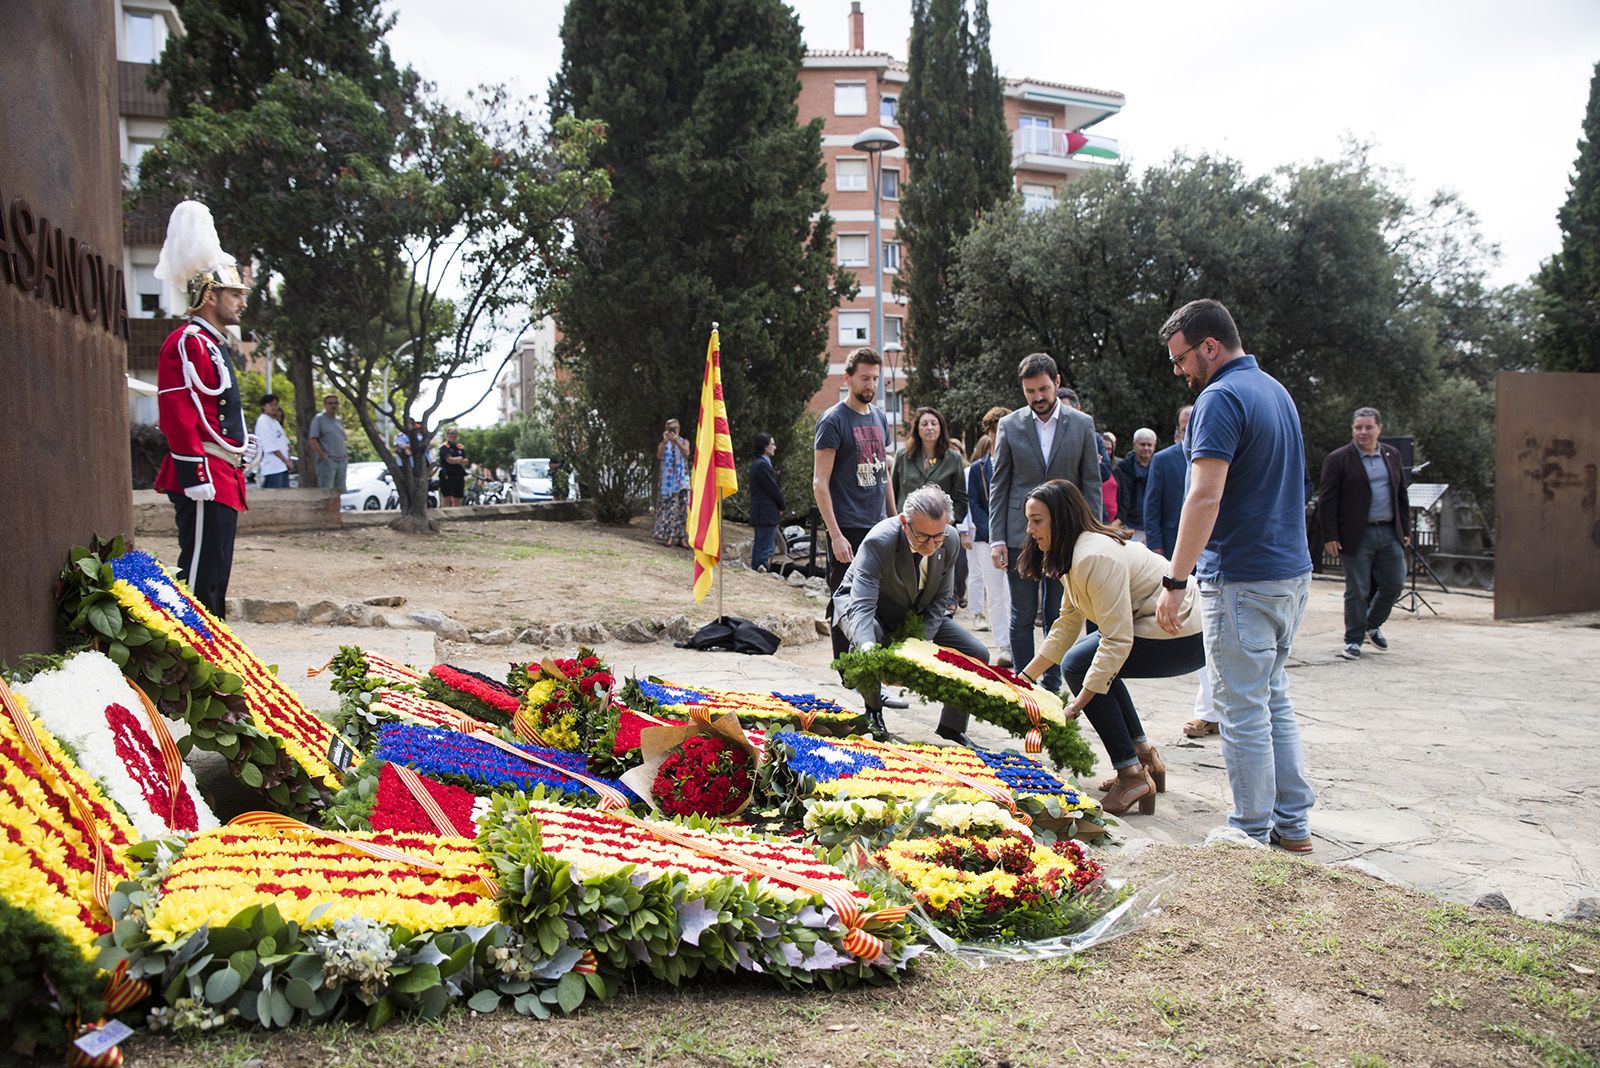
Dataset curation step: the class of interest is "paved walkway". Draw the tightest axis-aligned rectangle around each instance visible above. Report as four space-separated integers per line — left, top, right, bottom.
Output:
236 578 1599 919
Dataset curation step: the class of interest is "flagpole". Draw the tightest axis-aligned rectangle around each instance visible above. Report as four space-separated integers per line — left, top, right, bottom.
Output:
712 321 724 623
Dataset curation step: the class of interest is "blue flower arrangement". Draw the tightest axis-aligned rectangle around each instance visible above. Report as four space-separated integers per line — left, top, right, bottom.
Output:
771 731 885 784
109 550 214 640
374 722 637 801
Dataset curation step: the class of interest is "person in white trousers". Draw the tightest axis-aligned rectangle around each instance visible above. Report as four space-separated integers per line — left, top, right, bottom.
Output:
962 407 1013 666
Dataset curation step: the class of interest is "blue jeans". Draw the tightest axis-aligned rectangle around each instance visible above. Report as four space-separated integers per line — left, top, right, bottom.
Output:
1006 566 1062 690
752 525 778 571
260 471 290 489
1062 631 1206 769
1199 573 1315 842
1341 524 1405 645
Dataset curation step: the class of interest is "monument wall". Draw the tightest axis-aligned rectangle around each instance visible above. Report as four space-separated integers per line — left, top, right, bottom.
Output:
0 3 132 662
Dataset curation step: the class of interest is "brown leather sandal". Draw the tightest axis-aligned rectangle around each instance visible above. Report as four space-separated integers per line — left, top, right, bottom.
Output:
1101 746 1167 794
1183 718 1219 737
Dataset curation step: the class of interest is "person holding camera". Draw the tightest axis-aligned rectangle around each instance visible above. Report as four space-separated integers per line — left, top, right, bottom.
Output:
654 418 692 548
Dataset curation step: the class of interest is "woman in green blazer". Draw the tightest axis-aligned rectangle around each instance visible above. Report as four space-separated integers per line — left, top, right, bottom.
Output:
892 406 968 523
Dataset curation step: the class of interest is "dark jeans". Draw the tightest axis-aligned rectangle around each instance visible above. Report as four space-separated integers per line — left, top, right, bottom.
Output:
168 493 239 619
1341 523 1406 645
752 524 778 571
1062 631 1206 769
260 471 290 488
1006 565 1063 691
827 526 873 663
838 614 988 734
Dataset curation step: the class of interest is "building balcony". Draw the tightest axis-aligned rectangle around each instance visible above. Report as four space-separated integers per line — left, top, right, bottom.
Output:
1011 127 1119 172
118 61 167 119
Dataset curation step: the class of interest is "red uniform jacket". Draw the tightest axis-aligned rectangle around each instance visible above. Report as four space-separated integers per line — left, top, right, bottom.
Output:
153 318 249 512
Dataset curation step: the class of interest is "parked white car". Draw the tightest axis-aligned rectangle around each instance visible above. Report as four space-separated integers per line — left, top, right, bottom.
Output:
340 462 391 511
514 457 553 502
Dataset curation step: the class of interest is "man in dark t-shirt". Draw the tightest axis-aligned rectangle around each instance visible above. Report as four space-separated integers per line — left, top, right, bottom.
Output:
813 347 895 595
437 426 468 507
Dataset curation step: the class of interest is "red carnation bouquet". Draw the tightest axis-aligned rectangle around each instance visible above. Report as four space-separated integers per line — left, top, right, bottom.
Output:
651 735 755 818
621 711 762 820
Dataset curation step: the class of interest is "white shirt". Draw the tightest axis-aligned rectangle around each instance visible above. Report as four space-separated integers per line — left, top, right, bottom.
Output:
1033 400 1064 461
254 412 291 476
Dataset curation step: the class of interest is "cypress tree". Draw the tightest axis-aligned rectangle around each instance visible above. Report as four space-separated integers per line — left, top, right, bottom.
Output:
1535 61 1600 373
550 0 845 478
899 0 1012 403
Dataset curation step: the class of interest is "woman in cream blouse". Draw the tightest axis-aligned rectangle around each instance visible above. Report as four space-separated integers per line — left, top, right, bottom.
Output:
1015 479 1204 815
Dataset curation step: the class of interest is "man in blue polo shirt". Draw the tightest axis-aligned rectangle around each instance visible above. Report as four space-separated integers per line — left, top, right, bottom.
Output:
1152 299 1316 853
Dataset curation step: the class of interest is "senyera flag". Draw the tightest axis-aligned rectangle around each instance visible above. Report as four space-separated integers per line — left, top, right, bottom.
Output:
688 324 738 602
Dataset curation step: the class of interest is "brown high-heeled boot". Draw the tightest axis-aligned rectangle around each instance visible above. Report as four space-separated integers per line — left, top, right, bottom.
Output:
1100 766 1156 815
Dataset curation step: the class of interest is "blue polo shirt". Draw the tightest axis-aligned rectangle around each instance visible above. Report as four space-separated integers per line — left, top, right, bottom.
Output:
1184 355 1311 582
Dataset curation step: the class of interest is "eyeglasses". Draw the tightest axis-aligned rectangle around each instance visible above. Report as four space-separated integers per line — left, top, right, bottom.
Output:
903 520 946 546
1168 340 1206 366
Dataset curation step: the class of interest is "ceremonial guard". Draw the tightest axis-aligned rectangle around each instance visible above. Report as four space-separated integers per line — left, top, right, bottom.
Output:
151 201 258 617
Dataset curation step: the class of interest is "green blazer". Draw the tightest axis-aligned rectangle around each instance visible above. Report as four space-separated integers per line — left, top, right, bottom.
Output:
891 445 968 523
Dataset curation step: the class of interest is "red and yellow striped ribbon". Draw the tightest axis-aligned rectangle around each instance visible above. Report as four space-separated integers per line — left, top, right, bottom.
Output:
0 678 113 916
129 681 188 830
609 811 904 963
936 644 1046 755
226 811 500 898
474 732 631 810
390 763 463 838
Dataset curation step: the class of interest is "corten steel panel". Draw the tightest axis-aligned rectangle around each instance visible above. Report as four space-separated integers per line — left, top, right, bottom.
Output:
0 3 131 663
1494 372 1600 619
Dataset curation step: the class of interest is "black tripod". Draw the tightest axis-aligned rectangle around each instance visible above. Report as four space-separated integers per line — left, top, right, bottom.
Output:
1397 536 1448 616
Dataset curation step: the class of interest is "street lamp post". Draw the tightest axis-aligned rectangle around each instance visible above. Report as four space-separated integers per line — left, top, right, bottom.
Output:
851 125 901 420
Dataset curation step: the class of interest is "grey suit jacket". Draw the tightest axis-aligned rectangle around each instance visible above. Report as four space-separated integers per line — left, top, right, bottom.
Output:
831 515 961 648
988 402 1104 549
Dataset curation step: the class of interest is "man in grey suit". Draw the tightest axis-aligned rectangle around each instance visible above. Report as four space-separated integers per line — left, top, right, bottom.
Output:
988 352 1104 692
832 485 990 745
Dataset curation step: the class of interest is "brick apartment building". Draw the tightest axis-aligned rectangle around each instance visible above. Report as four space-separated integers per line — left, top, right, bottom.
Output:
800 2 1124 440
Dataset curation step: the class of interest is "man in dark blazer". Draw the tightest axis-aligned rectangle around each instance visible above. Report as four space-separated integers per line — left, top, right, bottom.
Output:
1144 405 1192 558
748 432 786 571
1318 406 1411 660
832 485 990 744
988 352 1103 692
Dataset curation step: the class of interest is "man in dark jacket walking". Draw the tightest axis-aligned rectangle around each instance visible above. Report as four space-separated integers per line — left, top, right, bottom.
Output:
1318 407 1411 660
749 432 786 571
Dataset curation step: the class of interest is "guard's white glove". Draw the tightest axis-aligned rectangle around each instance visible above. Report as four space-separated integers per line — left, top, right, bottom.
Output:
184 482 217 503
857 641 878 653
241 434 261 465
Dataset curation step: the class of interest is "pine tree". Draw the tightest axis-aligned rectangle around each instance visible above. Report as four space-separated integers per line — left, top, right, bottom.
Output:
550 0 846 512
899 0 1013 405
1535 62 1600 373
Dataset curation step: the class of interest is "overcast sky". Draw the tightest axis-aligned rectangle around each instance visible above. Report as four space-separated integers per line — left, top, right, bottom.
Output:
383 0 1599 421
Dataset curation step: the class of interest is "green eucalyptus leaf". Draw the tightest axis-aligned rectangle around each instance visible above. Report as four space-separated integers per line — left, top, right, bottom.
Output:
204 967 241 1003
467 989 501 1014
391 962 440 993
555 971 586 1014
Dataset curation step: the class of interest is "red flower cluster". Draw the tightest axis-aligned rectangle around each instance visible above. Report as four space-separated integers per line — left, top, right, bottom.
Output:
651 736 754 818
368 764 478 837
430 665 521 715
106 702 201 831
551 655 614 697
935 650 1035 689
612 709 687 755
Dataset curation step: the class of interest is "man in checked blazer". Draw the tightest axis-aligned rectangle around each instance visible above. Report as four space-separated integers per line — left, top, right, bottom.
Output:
832 486 990 745
988 352 1104 692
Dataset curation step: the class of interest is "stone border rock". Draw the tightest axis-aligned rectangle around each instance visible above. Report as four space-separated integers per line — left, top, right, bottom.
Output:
224 596 824 647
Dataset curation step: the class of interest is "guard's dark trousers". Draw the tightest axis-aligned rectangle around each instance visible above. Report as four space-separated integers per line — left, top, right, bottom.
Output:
168 493 239 618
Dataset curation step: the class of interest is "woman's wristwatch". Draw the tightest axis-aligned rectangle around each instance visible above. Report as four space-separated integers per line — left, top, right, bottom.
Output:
1161 573 1187 590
